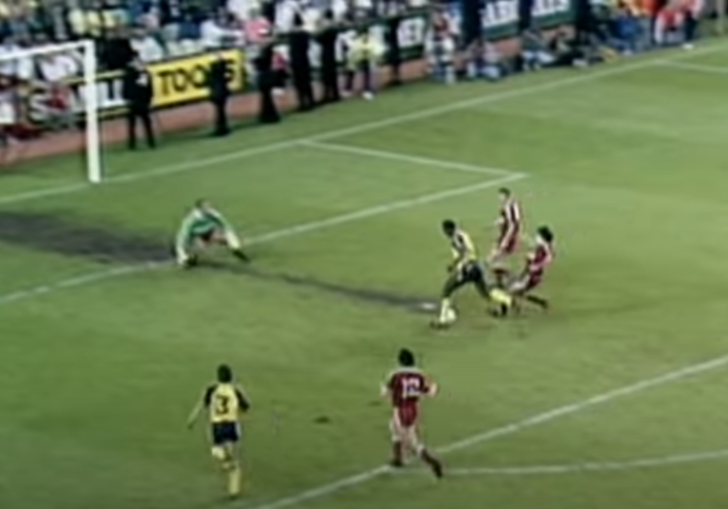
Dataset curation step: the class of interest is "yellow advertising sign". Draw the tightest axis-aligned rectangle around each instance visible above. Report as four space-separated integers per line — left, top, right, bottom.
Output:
149 49 244 108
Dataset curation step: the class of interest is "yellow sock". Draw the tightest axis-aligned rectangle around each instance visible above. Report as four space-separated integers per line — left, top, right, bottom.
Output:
227 465 242 497
489 289 513 308
438 298 452 322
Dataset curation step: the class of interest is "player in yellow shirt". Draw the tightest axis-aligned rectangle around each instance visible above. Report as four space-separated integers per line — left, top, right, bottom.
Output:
187 364 251 498
433 219 513 327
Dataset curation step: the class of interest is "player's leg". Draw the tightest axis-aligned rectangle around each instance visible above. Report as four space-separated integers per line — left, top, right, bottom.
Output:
222 229 250 262
211 424 243 498
524 293 549 309
471 269 512 317
488 247 513 287
510 275 548 310
223 443 242 498
434 271 467 326
407 428 443 478
389 415 405 467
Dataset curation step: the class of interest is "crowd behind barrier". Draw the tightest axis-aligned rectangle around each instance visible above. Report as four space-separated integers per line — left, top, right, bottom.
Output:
0 0 720 145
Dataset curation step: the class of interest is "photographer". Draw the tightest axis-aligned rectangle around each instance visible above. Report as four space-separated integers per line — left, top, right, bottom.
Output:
122 54 156 150
208 53 230 137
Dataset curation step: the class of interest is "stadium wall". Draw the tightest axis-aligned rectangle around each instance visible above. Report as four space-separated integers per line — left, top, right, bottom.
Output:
9 4 576 164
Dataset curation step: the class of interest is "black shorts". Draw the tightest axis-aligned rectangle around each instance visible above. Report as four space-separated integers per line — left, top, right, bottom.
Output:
198 229 217 243
459 261 485 283
211 422 241 446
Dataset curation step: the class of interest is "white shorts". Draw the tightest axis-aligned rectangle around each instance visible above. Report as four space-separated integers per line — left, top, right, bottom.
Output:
389 411 423 453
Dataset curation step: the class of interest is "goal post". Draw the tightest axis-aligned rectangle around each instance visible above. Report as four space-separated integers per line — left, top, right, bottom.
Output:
0 39 102 183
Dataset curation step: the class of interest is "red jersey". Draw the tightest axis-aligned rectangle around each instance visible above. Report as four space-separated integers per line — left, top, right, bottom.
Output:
385 368 433 428
525 240 554 279
498 197 522 241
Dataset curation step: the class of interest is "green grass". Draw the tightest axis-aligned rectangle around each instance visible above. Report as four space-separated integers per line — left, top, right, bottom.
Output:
3 43 728 509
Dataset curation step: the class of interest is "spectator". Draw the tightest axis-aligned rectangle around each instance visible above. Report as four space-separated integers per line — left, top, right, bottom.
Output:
244 5 272 45
425 8 456 84
207 52 230 136
122 53 156 149
200 11 242 50
549 28 580 67
42 0 72 41
4 2 34 40
384 1 402 85
102 26 135 69
467 37 504 81
613 3 639 54
129 27 165 62
0 35 31 79
317 8 340 102
68 0 117 39
255 42 280 124
288 12 314 110
160 0 183 42
682 0 703 49
654 0 684 46
226 0 249 23
0 74 18 147
275 0 300 31
176 11 202 55
270 46 288 95
345 28 382 98
521 27 554 71
0 36 21 77
37 50 77 130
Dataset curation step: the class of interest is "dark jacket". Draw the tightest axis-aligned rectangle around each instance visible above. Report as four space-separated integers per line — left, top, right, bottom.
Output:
288 29 311 72
102 36 134 71
122 64 153 109
208 58 230 102
318 24 338 67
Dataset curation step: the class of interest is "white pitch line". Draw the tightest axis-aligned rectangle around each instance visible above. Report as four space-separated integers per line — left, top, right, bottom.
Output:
245 353 728 509
0 173 526 308
304 141 513 176
658 60 728 76
0 42 723 208
395 448 728 477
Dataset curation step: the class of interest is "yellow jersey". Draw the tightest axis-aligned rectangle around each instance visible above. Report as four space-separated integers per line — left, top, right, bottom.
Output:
450 229 477 270
204 383 249 424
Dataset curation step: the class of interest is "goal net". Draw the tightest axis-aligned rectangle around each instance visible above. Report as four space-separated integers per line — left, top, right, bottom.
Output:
0 39 101 183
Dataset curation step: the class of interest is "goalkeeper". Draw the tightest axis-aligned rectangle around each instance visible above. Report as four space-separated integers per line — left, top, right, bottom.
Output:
175 199 250 267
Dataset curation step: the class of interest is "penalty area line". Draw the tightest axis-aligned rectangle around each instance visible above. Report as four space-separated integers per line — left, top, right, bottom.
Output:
393 448 728 477
304 141 519 177
0 173 526 308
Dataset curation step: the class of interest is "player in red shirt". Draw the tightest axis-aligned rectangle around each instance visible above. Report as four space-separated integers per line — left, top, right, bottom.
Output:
509 226 554 310
489 188 522 285
381 349 443 478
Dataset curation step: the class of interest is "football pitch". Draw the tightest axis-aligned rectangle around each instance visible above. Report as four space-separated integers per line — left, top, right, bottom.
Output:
3 42 728 509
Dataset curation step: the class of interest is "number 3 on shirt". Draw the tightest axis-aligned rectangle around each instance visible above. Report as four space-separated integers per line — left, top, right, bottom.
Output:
214 395 230 416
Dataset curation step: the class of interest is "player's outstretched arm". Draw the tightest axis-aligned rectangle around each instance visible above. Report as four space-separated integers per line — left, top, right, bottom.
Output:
186 397 205 429
187 389 211 428
175 215 195 266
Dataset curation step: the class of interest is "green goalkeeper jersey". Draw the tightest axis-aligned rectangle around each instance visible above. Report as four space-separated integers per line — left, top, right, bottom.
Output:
176 208 233 250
